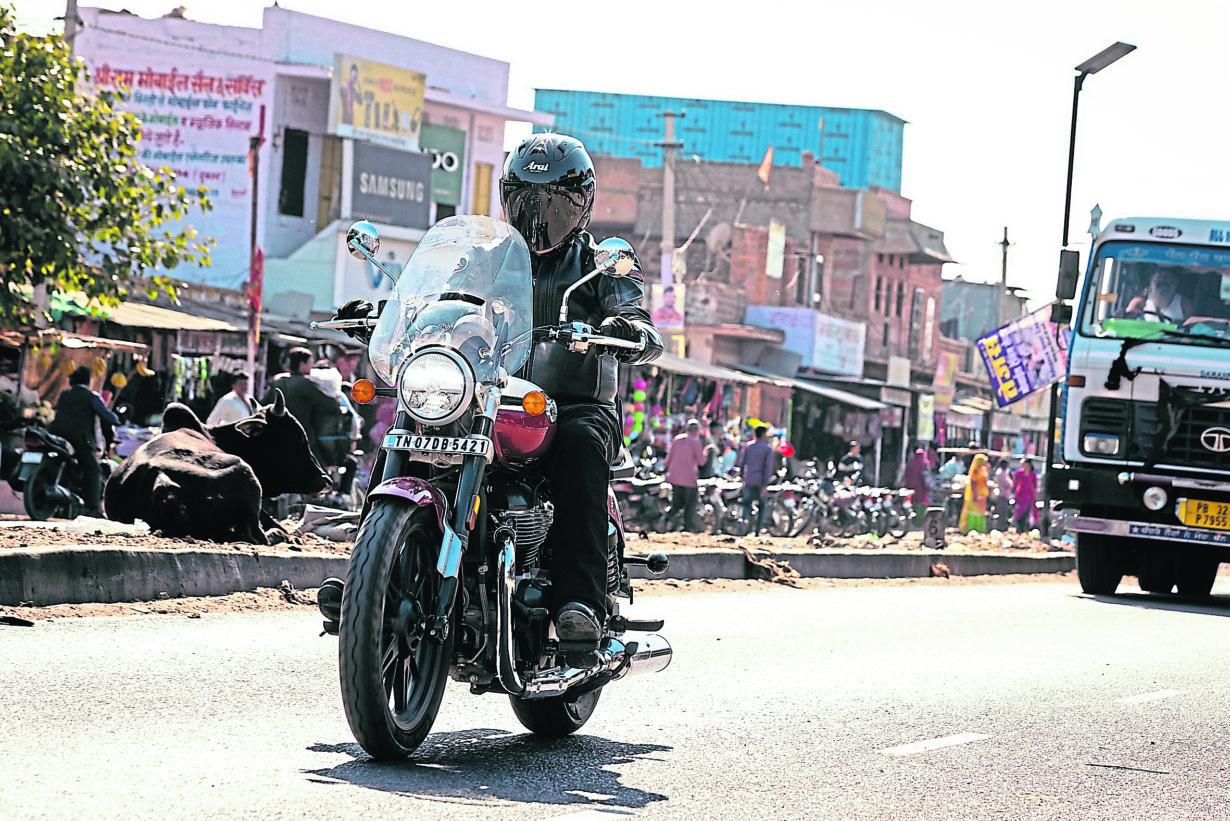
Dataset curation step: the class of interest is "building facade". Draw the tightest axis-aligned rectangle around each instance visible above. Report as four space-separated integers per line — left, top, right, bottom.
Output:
535 90 905 192
73 5 551 318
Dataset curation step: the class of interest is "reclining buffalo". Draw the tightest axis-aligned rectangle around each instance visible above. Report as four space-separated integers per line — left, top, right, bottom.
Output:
104 391 331 544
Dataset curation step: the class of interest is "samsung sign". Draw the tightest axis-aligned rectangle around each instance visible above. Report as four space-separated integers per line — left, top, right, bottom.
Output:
351 141 432 229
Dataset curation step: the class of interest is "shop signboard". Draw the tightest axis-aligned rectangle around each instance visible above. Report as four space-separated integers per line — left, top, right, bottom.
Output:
976 305 1068 408
419 123 466 206
85 54 271 286
651 283 685 331
350 142 432 229
328 54 426 152
745 307 865 377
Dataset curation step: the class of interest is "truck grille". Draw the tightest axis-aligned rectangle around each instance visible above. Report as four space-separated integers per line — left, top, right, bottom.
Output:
1133 403 1230 470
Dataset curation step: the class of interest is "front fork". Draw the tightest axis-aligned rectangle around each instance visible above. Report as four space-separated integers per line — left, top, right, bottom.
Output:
369 387 501 645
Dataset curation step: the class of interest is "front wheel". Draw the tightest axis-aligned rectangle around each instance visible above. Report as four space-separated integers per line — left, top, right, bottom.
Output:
339 501 453 760
1076 533 1124 596
22 459 63 521
509 688 602 737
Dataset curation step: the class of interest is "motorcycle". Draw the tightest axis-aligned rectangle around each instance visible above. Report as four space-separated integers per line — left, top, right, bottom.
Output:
13 426 113 520
311 216 673 760
611 467 670 534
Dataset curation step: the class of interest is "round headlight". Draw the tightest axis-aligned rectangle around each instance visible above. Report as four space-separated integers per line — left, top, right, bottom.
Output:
397 348 474 425
1142 486 1168 511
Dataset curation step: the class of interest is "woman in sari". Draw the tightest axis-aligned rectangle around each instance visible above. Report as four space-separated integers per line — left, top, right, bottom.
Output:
958 453 990 533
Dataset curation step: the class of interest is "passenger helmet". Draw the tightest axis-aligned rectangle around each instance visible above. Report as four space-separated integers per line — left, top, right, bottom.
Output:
500 133 595 255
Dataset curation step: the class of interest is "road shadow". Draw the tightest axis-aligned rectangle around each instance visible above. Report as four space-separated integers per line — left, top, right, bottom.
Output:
1075 589 1230 617
305 728 670 810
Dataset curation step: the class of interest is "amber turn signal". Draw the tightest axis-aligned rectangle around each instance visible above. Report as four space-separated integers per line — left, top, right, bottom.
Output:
351 378 377 404
521 391 547 416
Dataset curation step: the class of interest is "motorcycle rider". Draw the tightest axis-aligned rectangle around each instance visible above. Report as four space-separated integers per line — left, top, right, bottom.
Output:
334 133 663 662
47 366 120 517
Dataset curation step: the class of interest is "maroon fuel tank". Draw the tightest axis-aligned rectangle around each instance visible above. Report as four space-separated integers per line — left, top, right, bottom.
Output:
493 376 557 467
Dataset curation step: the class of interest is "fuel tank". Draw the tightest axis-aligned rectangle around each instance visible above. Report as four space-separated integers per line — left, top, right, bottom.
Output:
494 376 556 466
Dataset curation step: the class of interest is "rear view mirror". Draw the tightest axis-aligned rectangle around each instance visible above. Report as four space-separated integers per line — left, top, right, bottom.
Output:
1056 249 1080 300
595 237 637 278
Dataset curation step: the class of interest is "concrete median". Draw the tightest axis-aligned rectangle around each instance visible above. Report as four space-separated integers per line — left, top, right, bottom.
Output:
0 545 1075 607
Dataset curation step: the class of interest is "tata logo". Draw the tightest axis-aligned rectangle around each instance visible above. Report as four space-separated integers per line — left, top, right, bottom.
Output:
1199 426 1230 453
526 162 549 172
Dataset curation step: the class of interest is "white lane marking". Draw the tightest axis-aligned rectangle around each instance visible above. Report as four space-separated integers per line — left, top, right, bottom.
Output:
1117 689 1186 704
880 732 991 756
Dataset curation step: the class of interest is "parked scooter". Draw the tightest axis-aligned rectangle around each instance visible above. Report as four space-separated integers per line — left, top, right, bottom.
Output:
13 426 113 520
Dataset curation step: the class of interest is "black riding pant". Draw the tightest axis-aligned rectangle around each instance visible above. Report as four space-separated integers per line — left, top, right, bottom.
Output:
68 437 102 511
539 402 619 622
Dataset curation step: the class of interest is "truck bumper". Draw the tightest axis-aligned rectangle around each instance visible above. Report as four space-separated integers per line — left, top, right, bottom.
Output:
1068 515 1230 547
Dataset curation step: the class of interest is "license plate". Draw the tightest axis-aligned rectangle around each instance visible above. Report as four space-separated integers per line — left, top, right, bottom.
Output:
1177 498 1230 530
383 433 492 458
20 451 42 464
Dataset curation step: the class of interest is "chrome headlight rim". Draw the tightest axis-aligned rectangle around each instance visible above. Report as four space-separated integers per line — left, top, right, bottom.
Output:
397 346 475 426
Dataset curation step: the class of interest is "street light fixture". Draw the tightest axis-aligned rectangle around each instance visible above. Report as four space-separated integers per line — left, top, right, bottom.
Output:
1043 41 1135 539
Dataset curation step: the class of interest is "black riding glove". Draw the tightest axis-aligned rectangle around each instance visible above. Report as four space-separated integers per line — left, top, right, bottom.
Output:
599 315 644 361
336 298 375 343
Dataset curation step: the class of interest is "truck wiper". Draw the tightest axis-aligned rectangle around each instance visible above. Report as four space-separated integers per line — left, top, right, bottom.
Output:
1155 324 1230 346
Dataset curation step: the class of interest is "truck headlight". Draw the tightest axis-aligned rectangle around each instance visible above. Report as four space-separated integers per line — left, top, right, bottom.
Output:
1142 486 1167 511
1082 434 1120 456
397 348 474 426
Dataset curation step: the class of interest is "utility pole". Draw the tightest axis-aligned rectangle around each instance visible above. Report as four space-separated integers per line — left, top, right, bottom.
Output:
247 106 266 390
982 226 1011 450
656 111 683 286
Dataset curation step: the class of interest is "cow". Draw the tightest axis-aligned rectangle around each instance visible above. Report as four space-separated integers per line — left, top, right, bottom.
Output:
103 390 331 544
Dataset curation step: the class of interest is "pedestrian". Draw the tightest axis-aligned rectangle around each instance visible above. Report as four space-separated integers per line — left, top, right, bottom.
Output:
1012 458 1038 532
47 366 120 518
664 418 706 532
698 419 724 479
837 440 864 485
205 372 260 426
262 347 339 466
735 425 775 536
899 446 931 508
958 453 990 534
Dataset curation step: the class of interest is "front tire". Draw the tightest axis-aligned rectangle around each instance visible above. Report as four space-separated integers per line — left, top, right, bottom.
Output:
1175 556 1220 597
22 460 62 521
1076 533 1123 595
339 501 453 760
509 689 602 737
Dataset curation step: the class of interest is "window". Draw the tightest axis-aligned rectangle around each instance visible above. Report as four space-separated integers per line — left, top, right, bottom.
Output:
908 287 925 359
882 321 890 349
278 128 309 217
314 135 342 229
895 281 905 317
874 277 883 312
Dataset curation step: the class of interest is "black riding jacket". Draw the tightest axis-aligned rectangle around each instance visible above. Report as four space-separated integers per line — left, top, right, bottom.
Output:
516 232 663 406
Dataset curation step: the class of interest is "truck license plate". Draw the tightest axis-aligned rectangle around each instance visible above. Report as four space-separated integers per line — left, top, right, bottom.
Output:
1177 498 1230 530
383 433 492 458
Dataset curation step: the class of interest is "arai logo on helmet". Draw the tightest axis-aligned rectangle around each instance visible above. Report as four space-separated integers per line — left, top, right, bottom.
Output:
526 162 549 173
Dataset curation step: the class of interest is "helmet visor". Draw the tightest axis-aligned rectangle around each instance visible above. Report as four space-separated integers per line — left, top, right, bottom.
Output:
501 184 590 254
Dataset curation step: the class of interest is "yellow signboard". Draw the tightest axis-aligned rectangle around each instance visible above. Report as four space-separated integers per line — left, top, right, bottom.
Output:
329 54 426 151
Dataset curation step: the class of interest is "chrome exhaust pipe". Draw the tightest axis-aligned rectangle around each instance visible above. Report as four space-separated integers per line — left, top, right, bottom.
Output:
614 632 672 678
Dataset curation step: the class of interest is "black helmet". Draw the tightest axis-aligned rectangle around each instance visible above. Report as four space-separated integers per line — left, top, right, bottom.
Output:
500 133 595 256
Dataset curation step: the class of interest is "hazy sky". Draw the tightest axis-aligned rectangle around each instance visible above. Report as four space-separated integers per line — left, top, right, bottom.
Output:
15 0 1230 307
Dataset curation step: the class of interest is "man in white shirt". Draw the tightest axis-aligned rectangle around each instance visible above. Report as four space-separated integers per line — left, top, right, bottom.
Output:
206 372 259 426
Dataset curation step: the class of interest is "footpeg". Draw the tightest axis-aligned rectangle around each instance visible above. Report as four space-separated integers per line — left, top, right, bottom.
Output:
610 615 665 632
624 552 669 575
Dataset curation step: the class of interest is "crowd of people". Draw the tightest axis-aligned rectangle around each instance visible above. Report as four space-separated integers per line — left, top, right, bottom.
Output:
896 443 1040 535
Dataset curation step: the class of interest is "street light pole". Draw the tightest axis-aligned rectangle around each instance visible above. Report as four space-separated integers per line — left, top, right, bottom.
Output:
1042 41 1135 539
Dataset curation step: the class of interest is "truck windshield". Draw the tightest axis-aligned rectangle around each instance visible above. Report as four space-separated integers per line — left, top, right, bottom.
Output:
1080 240 1230 344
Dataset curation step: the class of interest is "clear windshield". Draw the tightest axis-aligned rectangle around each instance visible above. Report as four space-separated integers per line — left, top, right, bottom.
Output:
368 215 533 384
1081 240 1230 344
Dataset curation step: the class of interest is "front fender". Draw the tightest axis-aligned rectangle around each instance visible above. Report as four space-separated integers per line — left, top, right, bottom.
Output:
368 476 450 531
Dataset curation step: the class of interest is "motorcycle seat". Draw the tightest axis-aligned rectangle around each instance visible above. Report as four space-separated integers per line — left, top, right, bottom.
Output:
35 429 75 457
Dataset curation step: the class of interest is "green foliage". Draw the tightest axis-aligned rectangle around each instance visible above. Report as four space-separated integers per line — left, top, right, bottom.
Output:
0 5 213 326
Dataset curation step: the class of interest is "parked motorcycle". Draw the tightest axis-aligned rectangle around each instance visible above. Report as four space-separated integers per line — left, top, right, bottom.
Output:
13 426 112 520
311 216 672 760
611 463 670 534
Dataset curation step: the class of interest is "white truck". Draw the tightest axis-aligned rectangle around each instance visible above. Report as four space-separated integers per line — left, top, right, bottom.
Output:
1057 216 1230 597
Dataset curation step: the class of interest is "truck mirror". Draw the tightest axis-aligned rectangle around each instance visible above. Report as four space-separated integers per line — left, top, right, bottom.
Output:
1051 302 1072 325
1056 249 1080 300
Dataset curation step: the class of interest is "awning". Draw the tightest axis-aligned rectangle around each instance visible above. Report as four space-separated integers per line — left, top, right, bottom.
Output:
654 353 761 385
734 365 888 411
97 301 240 332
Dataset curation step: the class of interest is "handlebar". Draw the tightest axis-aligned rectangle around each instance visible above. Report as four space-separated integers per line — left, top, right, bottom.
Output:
310 318 378 331
548 322 647 355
